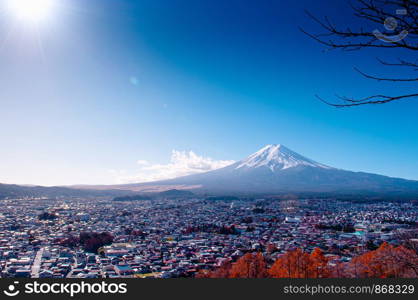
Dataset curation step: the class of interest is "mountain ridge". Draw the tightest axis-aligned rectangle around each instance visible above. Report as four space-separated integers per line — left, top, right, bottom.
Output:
95 144 418 195
2 144 418 197
235 144 332 171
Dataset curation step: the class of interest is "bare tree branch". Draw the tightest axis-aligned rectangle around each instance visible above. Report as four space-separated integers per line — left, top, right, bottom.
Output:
303 0 418 106
354 67 418 81
377 57 418 69
316 93 418 107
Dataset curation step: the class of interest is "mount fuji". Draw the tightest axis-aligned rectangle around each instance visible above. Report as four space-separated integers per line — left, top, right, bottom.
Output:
111 144 418 195
234 144 332 171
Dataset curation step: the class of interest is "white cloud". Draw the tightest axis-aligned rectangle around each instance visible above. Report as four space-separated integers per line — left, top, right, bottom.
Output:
111 150 235 184
136 160 149 166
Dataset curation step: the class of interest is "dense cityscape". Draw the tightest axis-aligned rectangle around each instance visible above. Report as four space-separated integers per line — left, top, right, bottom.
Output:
1 194 417 278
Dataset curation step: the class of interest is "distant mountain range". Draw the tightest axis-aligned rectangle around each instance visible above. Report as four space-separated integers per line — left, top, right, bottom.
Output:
98 144 418 195
2 144 418 199
0 183 130 200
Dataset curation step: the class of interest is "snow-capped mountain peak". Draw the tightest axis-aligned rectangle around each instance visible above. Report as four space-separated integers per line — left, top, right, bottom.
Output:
235 144 332 171
96 144 418 194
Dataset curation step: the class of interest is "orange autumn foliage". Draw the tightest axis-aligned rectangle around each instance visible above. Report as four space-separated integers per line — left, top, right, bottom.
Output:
197 261 233 278
200 243 418 278
229 253 269 278
309 247 331 278
197 253 268 278
269 248 330 278
346 242 418 278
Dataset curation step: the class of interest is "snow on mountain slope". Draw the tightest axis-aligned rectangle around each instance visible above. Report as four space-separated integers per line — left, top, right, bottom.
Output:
235 144 332 171
79 144 418 195
131 144 418 194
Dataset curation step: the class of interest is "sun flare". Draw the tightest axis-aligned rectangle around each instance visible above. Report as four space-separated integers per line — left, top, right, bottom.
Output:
7 0 54 22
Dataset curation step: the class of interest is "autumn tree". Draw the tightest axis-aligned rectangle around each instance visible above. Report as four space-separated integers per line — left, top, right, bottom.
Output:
269 248 309 278
394 230 418 254
197 244 418 278
269 248 331 278
309 248 331 278
229 253 269 278
79 232 114 254
197 261 233 278
346 242 418 278
266 243 278 254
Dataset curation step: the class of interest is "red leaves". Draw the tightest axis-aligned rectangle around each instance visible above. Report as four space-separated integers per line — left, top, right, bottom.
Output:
201 244 418 278
347 242 418 278
229 253 268 278
269 248 330 278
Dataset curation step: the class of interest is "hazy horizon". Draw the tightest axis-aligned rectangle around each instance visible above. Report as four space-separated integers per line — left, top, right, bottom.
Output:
4 143 418 188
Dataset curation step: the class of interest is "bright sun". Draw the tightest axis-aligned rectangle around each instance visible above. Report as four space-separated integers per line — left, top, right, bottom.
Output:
7 0 54 22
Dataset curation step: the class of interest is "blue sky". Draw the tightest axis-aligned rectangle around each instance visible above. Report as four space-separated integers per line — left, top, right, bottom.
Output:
0 0 417 185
